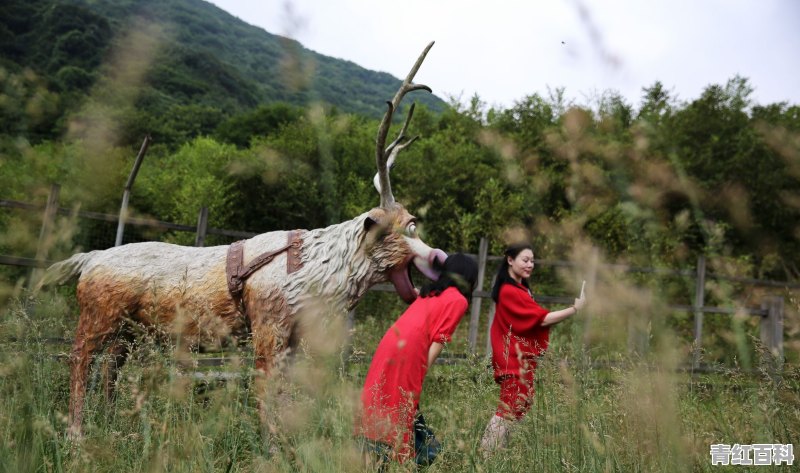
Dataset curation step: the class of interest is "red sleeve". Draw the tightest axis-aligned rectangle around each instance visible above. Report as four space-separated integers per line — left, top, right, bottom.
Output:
498 284 549 333
429 291 469 344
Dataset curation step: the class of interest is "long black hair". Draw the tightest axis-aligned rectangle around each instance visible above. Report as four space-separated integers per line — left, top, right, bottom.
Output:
420 253 479 300
490 242 533 303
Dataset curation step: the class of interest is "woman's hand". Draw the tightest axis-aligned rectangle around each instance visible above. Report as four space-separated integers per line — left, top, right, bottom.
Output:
542 281 586 326
573 280 586 311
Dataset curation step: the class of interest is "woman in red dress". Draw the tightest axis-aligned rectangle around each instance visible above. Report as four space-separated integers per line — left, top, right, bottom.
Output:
358 253 478 466
480 242 586 453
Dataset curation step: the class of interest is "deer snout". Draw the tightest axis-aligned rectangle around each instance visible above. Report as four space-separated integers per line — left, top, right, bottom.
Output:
413 248 447 281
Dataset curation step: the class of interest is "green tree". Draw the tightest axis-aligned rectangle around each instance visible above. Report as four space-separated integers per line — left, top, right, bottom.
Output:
215 103 303 148
137 137 241 242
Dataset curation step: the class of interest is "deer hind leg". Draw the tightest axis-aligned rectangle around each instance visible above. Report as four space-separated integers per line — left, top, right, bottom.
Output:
68 281 133 439
68 318 117 439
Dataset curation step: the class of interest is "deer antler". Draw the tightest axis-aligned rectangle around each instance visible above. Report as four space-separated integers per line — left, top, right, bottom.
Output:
374 41 434 208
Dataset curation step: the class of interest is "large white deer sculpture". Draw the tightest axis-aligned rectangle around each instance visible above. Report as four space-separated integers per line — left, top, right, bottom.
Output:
44 42 444 437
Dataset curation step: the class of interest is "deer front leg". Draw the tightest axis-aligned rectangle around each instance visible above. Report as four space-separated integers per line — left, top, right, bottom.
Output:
249 318 294 459
251 321 282 401
244 288 292 425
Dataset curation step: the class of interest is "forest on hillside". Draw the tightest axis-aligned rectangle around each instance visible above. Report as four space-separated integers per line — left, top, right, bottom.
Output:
0 0 444 144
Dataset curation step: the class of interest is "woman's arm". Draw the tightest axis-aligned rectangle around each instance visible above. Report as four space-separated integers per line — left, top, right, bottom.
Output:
541 286 586 327
428 342 444 368
541 305 577 327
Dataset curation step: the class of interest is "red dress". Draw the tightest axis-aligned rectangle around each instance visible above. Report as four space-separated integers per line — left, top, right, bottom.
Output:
490 282 550 418
359 286 468 459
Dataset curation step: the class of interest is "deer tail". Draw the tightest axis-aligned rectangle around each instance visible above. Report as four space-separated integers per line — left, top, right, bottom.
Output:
40 251 100 287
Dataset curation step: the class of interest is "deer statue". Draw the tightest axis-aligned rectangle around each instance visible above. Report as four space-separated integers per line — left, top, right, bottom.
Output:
43 42 443 438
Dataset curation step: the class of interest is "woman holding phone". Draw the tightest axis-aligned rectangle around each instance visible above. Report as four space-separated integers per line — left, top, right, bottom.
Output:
480 242 586 453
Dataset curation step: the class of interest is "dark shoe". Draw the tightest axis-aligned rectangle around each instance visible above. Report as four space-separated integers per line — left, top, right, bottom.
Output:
360 437 391 472
414 413 442 466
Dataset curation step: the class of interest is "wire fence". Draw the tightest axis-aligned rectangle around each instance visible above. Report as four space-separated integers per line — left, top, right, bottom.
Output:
1 188 795 373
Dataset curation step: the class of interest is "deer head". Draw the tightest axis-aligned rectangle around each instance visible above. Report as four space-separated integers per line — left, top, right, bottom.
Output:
366 41 446 303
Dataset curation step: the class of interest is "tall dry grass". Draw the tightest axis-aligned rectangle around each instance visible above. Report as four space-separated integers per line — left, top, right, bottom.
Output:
1 284 798 472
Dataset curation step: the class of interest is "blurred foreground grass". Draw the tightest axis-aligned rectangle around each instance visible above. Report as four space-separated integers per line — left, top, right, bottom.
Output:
1 290 798 473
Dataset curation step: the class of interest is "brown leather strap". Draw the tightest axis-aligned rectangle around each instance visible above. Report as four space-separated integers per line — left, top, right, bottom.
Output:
287 230 304 274
238 241 291 281
226 240 246 304
226 230 305 313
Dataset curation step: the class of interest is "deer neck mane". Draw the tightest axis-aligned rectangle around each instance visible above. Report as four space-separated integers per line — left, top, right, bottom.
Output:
284 212 375 312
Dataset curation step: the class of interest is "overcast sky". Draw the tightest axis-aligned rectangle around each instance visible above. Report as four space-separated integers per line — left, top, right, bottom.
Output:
205 0 800 110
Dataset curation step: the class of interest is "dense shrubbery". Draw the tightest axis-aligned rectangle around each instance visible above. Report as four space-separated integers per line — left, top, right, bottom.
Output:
2 82 799 278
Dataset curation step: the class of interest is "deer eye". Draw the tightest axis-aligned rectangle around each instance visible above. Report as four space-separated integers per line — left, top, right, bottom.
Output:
405 222 417 237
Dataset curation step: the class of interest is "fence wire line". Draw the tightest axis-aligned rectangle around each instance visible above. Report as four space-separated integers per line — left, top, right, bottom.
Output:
2 198 798 289
1 198 789 375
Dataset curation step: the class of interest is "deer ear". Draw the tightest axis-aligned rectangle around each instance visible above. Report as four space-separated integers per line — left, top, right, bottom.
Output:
364 215 379 233
364 208 385 233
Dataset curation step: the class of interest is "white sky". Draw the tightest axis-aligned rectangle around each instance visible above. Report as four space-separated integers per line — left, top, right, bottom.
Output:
205 0 800 110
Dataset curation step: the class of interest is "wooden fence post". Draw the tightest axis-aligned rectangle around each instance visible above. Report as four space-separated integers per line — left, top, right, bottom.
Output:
760 296 784 372
194 207 209 247
692 255 706 370
468 237 489 354
484 272 498 358
29 184 60 288
115 135 151 247
484 303 496 358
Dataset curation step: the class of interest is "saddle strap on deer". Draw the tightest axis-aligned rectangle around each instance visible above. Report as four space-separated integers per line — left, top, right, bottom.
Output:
226 230 305 311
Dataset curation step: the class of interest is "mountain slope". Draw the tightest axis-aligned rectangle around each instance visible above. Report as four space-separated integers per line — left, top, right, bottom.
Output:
79 0 445 114
0 0 445 141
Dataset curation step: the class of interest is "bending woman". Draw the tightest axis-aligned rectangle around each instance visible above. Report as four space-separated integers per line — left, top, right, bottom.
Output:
358 253 478 466
480 242 586 453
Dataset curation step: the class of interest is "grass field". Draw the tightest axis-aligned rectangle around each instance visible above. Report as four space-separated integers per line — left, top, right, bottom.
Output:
1 289 798 473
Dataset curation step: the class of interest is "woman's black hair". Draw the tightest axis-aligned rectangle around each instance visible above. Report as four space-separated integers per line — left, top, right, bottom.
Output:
419 253 479 300
490 242 533 303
